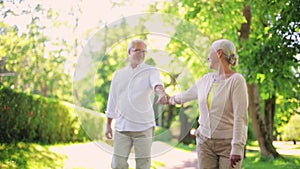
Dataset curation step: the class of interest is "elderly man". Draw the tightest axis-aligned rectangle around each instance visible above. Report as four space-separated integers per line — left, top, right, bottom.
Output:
105 39 169 169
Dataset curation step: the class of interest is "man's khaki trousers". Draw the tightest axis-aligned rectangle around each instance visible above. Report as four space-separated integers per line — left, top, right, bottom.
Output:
111 127 154 169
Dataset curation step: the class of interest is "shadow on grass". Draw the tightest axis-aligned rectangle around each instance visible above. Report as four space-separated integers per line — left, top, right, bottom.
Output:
243 151 300 169
0 142 66 169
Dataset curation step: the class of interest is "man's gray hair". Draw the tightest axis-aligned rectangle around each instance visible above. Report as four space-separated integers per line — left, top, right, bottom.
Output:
127 39 147 52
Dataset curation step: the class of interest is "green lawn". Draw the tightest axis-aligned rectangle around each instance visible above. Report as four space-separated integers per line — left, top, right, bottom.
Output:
242 141 300 169
0 141 299 169
243 151 300 169
0 142 66 169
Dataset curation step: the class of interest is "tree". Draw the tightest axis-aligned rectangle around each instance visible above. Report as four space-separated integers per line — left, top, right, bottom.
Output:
240 0 299 158
0 1 74 101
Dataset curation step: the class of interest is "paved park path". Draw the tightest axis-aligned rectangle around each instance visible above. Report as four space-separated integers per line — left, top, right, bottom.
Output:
51 141 199 169
50 141 300 169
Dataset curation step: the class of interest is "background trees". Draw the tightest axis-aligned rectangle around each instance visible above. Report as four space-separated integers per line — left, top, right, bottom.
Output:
148 0 299 158
0 1 75 101
1 0 299 159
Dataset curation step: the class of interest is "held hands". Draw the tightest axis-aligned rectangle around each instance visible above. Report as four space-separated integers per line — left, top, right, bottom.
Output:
156 93 170 105
156 95 177 105
155 85 170 105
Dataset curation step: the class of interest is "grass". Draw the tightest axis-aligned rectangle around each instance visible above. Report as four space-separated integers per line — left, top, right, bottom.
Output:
242 141 300 169
0 142 66 169
243 152 300 169
0 141 299 169
174 142 197 152
151 161 166 169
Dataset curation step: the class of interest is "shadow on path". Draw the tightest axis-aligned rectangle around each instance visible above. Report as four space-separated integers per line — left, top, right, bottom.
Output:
51 141 199 169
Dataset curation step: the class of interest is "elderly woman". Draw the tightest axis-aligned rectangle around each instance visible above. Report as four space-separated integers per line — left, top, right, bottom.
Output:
169 39 248 169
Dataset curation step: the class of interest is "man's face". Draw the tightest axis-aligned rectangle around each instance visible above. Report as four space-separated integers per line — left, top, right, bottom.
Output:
129 42 147 65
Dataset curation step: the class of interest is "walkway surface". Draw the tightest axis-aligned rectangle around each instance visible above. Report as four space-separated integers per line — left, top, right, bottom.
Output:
51 141 199 169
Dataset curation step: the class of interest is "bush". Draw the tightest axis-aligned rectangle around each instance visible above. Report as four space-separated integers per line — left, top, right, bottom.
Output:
70 105 106 141
282 114 300 141
0 86 106 144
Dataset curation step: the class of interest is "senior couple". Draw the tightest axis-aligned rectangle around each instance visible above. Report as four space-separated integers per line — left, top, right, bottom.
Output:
105 39 248 169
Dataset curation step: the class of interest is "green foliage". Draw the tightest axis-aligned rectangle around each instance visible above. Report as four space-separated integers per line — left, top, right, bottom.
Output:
0 86 79 143
239 0 300 134
73 105 107 141
0 86 106 144
0 3 73 101
0 142 66 169
282 114 300 141
149 0 245 42
154 126 173 142
247 117 256 142
174 142 196 152
152 0 300 140
75 18 148 110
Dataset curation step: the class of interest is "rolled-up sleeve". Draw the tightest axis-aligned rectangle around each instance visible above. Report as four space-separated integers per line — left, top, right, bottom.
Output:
149 68 164 90
231 76 249 156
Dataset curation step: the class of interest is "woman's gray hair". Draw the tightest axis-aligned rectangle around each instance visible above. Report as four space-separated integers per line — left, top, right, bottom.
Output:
127 39 147 53
212 39 239 66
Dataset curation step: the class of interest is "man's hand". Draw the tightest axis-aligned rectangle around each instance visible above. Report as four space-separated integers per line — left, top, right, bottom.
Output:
156 93 170 104
154 85 169 105
105 123 113 139
230 154 241 168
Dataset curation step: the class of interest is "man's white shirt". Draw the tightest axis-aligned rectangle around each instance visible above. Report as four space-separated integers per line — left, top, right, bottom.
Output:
106 63 163 132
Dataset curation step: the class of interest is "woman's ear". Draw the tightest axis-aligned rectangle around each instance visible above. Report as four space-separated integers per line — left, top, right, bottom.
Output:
217 49 223 58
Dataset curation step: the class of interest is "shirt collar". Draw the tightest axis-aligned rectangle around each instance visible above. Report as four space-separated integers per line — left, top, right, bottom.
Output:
128 62 145 70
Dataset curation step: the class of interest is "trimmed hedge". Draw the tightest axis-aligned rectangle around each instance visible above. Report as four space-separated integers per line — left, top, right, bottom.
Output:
0 86 105 144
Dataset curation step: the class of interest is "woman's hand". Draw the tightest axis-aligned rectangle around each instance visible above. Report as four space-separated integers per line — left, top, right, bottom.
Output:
230 154 241 168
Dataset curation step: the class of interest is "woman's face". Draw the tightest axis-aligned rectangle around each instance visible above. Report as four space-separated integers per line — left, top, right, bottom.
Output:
208 47 220 70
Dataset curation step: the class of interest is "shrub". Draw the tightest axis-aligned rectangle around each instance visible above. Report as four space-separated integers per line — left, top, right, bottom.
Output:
282 114 300 141
0 86 106 144
70 105 106 141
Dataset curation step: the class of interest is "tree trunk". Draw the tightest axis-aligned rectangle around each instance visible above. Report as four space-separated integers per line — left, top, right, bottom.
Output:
178 110 195 145
264 93 276 141
247 83 280 159
240 5 252 41
40 83 48 97
240 4 280 159
179 106 194 144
